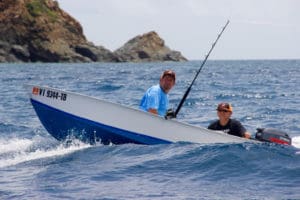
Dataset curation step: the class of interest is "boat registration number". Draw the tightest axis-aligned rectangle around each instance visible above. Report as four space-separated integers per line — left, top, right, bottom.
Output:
32 87 67 101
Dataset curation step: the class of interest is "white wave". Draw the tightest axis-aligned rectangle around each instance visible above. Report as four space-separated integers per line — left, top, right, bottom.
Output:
0 138 33 154
292 136 300 149
0 138 92 168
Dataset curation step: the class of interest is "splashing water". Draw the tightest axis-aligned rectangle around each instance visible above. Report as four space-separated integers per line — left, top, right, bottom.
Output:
0 137 92 168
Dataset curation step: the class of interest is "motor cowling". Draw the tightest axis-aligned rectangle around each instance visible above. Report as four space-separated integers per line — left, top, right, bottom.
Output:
255 128 291 145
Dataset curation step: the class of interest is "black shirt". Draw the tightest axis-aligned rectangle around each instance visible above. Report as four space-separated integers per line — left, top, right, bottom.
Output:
208 119 246 137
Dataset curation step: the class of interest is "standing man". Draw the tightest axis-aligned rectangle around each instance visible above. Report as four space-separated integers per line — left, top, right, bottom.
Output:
139 70 176 117
208 102 251 138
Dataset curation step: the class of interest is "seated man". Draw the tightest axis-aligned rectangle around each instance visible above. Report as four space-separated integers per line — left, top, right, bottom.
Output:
208 102 251 138
139 70 176 117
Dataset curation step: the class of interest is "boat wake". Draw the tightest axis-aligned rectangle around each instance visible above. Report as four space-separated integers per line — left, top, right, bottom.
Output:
0 136 92 168
1 132 299 169
292 136 300 150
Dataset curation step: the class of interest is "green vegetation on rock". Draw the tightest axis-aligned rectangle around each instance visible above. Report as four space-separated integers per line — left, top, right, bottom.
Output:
26 0 57 21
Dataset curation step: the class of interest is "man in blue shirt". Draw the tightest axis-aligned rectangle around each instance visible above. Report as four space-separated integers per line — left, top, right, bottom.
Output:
139 70 176 117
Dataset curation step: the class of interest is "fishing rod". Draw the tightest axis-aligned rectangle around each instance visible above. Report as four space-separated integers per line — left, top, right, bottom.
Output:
173 20 230 118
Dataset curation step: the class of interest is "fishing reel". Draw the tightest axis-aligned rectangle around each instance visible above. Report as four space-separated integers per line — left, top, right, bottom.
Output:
165 109 176 119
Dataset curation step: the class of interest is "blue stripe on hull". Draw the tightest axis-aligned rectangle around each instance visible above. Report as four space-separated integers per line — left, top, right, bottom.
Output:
30 99 171 145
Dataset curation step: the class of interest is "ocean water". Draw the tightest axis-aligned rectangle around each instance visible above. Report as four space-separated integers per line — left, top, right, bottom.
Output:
0 60 300 199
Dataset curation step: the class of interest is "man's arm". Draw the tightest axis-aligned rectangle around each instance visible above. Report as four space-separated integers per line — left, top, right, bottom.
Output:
233 119 251 139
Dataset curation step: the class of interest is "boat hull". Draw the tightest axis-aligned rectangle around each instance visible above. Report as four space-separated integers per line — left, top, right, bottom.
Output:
27 85 248 145
30 99 170 144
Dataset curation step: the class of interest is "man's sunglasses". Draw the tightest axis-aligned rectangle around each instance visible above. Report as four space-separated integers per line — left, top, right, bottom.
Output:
217 109 230 113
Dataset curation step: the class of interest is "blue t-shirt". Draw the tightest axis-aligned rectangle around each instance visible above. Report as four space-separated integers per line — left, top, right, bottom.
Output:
139 84 169 117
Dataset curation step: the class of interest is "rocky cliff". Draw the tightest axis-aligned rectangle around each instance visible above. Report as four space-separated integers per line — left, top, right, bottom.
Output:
114 31 187 62
0 0 187 63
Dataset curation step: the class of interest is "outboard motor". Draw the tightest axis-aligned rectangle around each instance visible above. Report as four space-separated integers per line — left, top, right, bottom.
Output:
255 128 291 145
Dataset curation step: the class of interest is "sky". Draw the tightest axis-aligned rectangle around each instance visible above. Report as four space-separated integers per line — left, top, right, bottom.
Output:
57 0 299 60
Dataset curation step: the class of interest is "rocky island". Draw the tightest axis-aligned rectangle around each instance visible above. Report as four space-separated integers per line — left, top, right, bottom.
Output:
0 0 187 63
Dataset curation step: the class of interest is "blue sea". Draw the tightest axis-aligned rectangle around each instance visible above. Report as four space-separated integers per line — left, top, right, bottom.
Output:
1 60 300 199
